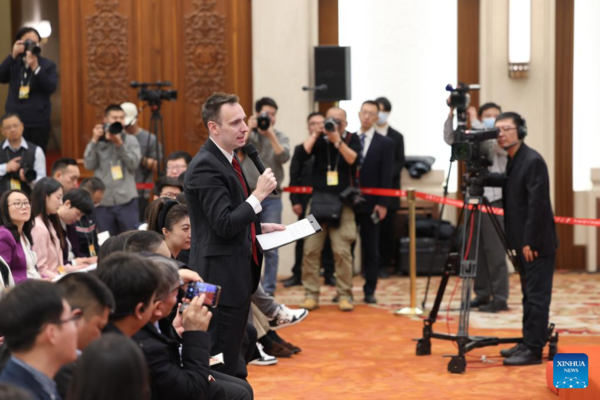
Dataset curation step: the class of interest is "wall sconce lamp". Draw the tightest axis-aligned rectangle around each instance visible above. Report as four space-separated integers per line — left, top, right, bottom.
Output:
25 20 52 41
508 0 531 78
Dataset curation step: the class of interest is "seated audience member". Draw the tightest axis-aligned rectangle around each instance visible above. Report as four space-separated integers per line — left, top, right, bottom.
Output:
95 251 161 337
165 151 192 179
96 231 136 263
0 280 78 400
57 189 97 267
0 190 39 282
153 176 183 200
30 177 65 278
0 256 15 291
133 256 252 400
0 114 46 197
124 230 172 258
146 198 190 260
77 177 105 257
67 333 149 400
83 104 142 236
51 158 80 193
54 273 115 399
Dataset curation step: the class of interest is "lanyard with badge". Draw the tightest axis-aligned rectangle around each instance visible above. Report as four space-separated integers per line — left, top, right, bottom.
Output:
110 160 124 181
6 148 24 190
19 64 32 99
326 140 340 186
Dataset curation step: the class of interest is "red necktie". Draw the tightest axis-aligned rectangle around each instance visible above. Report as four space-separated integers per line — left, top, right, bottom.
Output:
232 157 259 265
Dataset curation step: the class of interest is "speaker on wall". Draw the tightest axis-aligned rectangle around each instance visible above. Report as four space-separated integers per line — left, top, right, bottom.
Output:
314 46 351 102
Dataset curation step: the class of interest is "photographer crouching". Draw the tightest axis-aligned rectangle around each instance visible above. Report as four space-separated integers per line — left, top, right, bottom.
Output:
0 113 46 196
296 107 361 312
83 104 142 236
0 27 58 152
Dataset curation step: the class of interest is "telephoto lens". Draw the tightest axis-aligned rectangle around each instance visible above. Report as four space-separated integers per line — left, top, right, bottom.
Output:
324 117 337 132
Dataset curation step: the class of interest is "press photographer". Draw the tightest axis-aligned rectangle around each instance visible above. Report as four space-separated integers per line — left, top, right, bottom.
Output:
0 113 46 196
295 107 361 312
443 85 509 313
0 27 58 152
84 104 141 236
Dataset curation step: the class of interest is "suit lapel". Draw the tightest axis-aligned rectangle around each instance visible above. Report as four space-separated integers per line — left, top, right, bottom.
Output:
203 139 247 198
507 144 528 191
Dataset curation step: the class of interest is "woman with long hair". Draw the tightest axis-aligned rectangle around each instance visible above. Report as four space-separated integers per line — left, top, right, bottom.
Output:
146 197 190 260
0 189 39 283
30 177 65 278
67 333 149 400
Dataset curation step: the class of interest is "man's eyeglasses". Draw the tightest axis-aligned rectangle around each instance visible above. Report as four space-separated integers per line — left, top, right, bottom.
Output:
2 123 22 131
166 165 186 171
8 201 31 209
498 126 517 133
53 313 82 325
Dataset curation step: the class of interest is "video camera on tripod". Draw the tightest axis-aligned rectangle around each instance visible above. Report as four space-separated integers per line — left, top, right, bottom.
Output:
130 81 178 104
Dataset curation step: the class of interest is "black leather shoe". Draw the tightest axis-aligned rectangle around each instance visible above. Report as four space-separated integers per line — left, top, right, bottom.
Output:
364 294 377 304
283 276 302 288
479 300 509 313
469 297 490 308
500 343 524 358
324 275 336 287
503 347 542 366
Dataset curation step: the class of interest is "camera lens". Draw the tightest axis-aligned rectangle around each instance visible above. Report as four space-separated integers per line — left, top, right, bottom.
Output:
324 118 337 132
107 122 123 134
257 113 271 131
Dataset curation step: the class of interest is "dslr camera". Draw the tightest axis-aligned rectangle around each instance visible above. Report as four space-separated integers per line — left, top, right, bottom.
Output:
324 117 337 132
256 113 271 131
98 122 123 142
23 39 41 56
20 162 37 183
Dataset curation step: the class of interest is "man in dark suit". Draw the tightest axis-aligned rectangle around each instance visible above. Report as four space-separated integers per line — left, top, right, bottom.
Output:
485 112 558 366
374 97 405 276
0 280 78 400
185 92 281 379
355 100 394 303
0 27 58 152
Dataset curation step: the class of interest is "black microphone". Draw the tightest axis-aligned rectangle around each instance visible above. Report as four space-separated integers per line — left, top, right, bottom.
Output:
245 144 277 195
502 141 520 151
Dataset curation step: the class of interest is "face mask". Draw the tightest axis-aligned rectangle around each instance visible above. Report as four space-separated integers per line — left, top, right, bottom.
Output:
377 111 389 125
483 117 496 129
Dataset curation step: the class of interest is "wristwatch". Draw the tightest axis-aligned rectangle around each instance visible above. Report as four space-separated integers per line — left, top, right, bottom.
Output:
334 140 343 149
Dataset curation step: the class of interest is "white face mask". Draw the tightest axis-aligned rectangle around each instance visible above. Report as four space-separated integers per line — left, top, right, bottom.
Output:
377 111 389 125
483 117 496 129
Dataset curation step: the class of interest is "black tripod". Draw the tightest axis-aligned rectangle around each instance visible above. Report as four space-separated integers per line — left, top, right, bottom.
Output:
414 181 559 373
146 101 167 176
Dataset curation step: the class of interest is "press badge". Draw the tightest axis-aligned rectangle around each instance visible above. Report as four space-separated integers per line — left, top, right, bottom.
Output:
19 85 30 99
326 171 339 186
88 244 97 257
111 163 124 180
10 179 21 190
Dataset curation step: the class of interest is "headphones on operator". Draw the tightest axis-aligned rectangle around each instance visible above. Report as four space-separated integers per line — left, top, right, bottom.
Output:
497 111 528 140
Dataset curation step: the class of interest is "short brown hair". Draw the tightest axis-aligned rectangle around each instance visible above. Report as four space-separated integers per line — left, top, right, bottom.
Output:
201 92 239 129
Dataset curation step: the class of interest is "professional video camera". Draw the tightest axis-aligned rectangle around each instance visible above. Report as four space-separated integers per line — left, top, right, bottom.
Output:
451 127 499 172
130 81 177 104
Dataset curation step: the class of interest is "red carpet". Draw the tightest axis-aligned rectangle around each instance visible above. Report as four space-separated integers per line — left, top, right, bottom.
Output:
248 305 599 400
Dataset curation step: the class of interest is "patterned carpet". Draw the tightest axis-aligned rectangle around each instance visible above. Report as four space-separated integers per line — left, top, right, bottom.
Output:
246 272 600 399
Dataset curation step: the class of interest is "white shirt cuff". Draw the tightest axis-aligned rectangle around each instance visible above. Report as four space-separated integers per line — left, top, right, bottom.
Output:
34 66 41 75
246 195 262 214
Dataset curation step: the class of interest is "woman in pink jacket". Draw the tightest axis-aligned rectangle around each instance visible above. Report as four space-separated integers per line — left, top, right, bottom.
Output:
31 177 64 278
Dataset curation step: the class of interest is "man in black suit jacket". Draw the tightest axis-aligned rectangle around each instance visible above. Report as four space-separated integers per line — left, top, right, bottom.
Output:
485 112 558 366
185 93 281 379
375 97 405 276
356 100 394 303
0 27 58 152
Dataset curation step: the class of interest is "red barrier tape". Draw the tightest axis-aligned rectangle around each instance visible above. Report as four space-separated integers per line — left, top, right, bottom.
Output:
136 183 154 190
284 186 600 227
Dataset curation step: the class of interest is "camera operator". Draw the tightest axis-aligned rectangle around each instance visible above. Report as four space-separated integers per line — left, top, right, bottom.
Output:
483 112 557 366
0 113 46 196
121 102 163 221
355 100 394 304
242 97 291 296
296 107 361 312
0 27 58 152
84 104 142 236
284 112 335 288
444 101 510 313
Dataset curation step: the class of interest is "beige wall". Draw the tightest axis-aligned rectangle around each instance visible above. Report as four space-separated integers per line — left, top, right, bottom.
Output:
252 0 319 277
479 0 556 198
0 0 11 120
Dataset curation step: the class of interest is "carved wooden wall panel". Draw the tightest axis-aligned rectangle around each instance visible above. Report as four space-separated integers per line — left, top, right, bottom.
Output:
59 0 252 163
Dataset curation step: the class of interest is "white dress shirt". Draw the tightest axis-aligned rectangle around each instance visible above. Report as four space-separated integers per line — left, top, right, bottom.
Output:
0 138 46 184
358 127 376 159
209 137 262 214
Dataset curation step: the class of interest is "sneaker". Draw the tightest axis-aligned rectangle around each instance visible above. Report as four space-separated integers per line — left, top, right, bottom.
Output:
249 343 278 366
339 299 354 312
269 305 309 330
299 298 319 311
